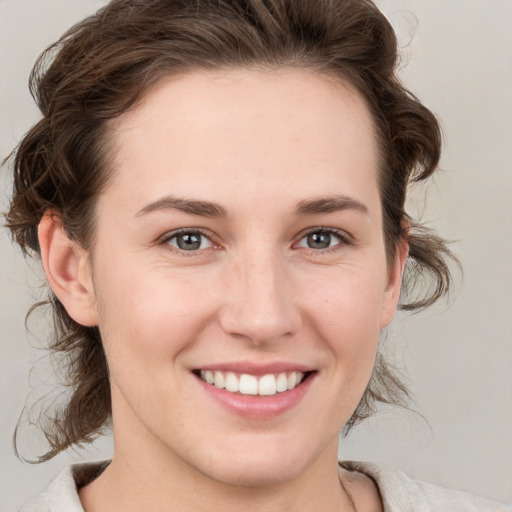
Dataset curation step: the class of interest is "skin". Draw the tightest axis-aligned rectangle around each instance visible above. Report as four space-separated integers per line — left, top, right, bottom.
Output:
39 69 407 512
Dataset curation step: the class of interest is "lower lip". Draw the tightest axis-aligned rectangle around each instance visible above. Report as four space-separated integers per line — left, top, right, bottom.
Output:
195 373 315 419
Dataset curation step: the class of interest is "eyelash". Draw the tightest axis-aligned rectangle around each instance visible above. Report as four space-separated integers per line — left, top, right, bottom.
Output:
159 227 351 256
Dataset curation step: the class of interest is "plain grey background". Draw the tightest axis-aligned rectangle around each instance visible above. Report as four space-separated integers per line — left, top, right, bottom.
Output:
1 0 511 509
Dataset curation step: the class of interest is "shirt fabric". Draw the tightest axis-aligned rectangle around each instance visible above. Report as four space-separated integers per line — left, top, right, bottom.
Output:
18 460 510 511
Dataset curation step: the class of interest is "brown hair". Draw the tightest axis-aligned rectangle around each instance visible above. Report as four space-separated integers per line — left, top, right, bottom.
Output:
5 0 456 461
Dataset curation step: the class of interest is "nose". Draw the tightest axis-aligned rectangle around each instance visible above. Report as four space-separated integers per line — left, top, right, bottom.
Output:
218 248 302 345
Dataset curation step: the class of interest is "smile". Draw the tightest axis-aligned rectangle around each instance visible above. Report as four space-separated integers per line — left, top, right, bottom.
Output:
198 370 306 396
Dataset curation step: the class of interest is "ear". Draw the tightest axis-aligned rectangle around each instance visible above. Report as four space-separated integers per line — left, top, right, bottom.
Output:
38 211 99 327
379 235 409 328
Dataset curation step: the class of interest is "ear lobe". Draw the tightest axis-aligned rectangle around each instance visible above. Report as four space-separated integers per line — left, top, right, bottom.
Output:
38 212 98 327
380 236 409 328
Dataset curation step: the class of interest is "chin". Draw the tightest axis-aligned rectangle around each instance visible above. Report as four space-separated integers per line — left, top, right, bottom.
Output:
194 437 323 488
204 457 304 488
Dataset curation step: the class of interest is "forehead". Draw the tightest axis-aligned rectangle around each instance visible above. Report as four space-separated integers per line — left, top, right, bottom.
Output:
104 68 379 212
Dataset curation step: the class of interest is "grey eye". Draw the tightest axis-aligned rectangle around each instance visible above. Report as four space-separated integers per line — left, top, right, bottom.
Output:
167 231 213 251
298 230 343 250
307 232 332 249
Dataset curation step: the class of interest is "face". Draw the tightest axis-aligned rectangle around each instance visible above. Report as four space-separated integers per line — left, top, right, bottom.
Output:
81 69 404 486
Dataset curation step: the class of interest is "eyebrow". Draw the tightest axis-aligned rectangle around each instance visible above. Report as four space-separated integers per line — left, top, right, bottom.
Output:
295 195 369 216
136 194 368 218
136 196 228 218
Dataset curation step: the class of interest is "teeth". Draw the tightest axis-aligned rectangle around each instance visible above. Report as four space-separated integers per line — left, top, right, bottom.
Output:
276 372 288 392
287 372 297 389
214 371 225 389
258 374 276 396
224 372 239 392
239 374 258 395
199 370 305 396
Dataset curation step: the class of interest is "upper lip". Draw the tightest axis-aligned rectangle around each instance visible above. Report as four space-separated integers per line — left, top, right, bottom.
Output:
194 361 315 375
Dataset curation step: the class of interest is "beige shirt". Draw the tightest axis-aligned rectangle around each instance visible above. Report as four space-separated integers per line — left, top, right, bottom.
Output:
18 460 510 512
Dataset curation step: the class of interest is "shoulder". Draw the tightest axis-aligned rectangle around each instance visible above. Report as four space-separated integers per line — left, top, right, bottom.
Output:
18 461 108 512
341 461 511 512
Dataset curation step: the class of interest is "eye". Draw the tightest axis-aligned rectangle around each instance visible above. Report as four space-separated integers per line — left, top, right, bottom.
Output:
164 230 214 251
297 229 346 250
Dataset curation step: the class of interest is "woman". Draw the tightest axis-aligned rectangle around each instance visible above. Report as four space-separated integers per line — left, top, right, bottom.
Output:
4 0 509 511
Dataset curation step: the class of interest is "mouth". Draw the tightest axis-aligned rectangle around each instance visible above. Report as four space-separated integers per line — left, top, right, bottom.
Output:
194 369 312 396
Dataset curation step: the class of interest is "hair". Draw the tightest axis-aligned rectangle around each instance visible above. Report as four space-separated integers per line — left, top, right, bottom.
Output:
5 0 456 462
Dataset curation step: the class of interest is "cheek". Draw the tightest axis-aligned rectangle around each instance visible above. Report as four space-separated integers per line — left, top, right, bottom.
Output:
94 263 221 372
304 266 387 339
302 267 385 387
